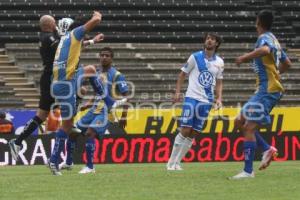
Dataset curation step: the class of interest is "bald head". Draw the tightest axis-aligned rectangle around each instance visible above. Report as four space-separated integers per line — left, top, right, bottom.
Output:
40 15 56 32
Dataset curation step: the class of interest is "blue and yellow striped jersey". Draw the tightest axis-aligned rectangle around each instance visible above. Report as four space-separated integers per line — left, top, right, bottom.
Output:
52 26 86 81
253 32 287 93
93 67 129 114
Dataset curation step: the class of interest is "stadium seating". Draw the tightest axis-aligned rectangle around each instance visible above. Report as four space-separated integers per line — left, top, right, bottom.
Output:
0 0 298 45
0 48 39 108
5 42 300 107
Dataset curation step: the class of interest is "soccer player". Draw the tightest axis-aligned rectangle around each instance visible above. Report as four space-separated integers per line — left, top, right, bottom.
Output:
8 15 105 161
230 10 292 179
8 15 59 160
48 11 123 175
167 33 224 170
59 47 129 174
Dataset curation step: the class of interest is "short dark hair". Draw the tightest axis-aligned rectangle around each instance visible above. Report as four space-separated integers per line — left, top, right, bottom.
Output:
99 47 114 58
0 111 6 119
257 10 273 30
203 32 223 51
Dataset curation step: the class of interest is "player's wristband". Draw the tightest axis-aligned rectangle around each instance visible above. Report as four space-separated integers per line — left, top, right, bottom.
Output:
89 40 95 45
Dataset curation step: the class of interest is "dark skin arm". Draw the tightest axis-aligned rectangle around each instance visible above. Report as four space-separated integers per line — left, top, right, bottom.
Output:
83 33 104 47
279 57 292 74
84 11 102 33
235 46 270 66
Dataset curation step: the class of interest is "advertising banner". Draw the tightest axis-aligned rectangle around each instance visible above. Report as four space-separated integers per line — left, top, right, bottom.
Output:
1 132 299 165
3 107 300 136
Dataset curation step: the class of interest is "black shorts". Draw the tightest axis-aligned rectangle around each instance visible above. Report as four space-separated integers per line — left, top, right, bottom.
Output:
38 71 55 111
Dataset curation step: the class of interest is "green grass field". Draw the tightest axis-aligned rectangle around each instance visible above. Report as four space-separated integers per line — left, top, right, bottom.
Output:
0 161 299 200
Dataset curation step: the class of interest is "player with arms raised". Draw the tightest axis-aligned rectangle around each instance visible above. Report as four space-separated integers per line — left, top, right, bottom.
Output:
167 33 224 170
48 11 123 175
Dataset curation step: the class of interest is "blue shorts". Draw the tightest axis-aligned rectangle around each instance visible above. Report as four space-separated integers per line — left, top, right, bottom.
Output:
180 97 212 132
76 108 109 135
51 68 84 119
241 91 282 125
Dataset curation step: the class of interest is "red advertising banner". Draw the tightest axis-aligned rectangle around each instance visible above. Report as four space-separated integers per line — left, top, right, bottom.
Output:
0 132 299 165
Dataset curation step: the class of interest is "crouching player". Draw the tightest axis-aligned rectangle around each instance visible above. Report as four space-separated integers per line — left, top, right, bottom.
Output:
167 33 224 170
59 47 129 174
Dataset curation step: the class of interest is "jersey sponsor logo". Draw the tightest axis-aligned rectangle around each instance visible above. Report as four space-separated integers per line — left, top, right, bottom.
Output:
198 70 213 88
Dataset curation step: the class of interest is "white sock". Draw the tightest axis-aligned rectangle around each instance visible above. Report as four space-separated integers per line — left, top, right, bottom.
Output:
176 137 193 165
167 133 186 167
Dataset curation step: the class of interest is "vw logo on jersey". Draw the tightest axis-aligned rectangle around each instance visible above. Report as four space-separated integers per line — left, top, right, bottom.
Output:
198 70 213 88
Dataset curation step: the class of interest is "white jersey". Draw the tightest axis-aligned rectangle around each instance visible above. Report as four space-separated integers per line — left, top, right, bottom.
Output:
181 50 224 103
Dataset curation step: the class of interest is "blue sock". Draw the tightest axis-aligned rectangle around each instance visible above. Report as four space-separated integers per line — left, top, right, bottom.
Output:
255 132 270 152
86 138 95 169
89 76 115 108
50 129 68 166
66 138 76 165
243 141 257 174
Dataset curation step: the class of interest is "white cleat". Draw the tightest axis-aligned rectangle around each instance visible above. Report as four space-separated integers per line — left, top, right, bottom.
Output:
112 98 127 108
8 139 21 161
48 161 62 176
167 165 176 171
175 163 183 171
229 171 255 180
167 163 183 171
59 162 73 170
78 166 95 174
71 126 82 135
259 146 278 171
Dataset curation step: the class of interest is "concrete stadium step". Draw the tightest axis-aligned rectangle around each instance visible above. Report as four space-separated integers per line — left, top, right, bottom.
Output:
13 88 39 93
22 98 39 104
15 93 39 98
0 71 24 77
0 90 15 97
0 48 6 55
0 61 15 66
0 100 25 108
5 82 35 88
0 66 20 72
0 55 9 61
6 43 254 50
24 104 39 109
3 77 29 83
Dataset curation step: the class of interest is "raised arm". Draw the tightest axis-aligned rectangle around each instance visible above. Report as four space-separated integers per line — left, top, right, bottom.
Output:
83 33 104 47
84 11 102 33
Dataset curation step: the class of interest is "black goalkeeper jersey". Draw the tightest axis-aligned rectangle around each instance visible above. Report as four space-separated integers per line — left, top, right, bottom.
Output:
39 31 60 73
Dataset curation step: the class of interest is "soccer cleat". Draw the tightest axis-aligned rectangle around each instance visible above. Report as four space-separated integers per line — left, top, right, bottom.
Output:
78 166 95 174
167 165 176 171
59 162 73 170
112 98 127 109
8 139 21 161
166 163 183 171
229 171 255 180
48 161 62 176
70 126 82 135
259 146 278 171
175 163 183 171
